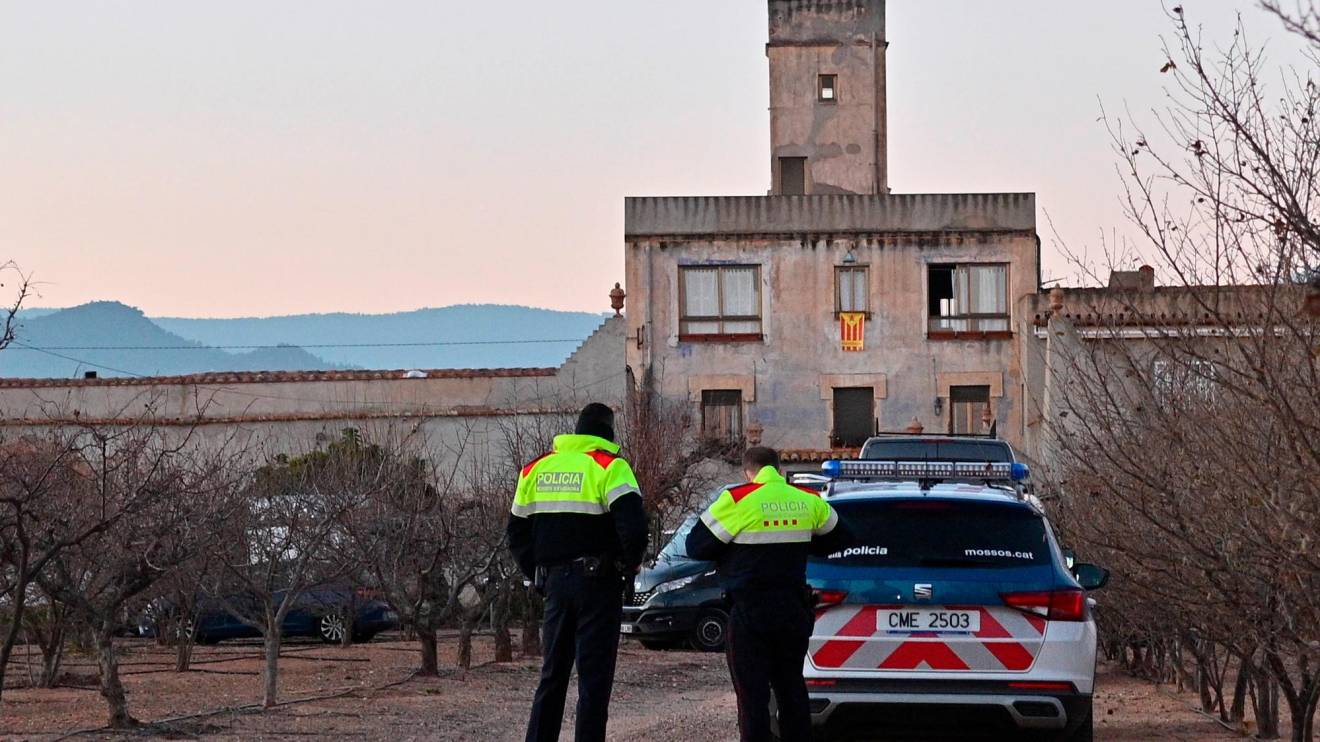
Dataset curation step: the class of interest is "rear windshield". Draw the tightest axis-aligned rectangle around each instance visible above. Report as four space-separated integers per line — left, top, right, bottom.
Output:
860 440 1013 463
816 500 1051 568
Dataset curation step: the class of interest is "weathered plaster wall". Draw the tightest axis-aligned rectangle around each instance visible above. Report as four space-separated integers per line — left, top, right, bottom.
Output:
768 0 887 194
625 208 1038 455
0 318 627 465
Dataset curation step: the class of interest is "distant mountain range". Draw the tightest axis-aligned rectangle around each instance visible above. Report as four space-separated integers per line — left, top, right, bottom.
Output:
3 302 608 379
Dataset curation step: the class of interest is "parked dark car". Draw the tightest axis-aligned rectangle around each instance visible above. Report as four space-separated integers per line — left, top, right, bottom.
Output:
621 512 728 652
860 434 1019 463
140 586 399 645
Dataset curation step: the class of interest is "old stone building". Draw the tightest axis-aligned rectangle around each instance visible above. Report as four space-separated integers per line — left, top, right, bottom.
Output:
625 0 1041 464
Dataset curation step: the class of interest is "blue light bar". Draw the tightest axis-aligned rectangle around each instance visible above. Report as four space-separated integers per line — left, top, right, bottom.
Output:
821 459 1024 482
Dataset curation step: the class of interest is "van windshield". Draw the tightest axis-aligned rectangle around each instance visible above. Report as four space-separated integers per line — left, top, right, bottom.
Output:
814 500 1051 568
657 516 699 562
860 439 1013 463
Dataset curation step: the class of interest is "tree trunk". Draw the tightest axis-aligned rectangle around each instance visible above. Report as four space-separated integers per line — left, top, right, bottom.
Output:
0 576 29 702
262 628 281 708
1230 656 1250 723
521 588 542 659
457 612 475 671
1256 671 1281 740
493 582 513 664
1300 678 1318 742
38 615 66 689
417 626 439 676
174 629 194 673
262 623 282 709
94 621 137 728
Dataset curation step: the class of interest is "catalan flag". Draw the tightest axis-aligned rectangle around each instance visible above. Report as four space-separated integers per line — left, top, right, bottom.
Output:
840 312 865 352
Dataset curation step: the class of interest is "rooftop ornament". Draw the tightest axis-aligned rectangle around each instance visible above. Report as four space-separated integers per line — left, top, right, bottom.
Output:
610 283 627 317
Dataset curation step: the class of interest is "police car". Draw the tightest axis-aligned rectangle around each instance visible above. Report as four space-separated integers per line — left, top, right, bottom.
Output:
790 460 1108 741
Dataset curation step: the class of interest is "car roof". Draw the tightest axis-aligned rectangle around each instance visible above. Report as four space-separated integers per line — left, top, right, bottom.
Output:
825 481 1043 513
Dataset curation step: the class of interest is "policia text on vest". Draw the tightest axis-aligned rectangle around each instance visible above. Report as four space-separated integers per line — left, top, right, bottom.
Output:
506 403 648 742
687 446 851 742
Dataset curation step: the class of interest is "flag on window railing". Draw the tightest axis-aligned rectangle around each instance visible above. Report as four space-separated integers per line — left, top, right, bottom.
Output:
840 312 865 352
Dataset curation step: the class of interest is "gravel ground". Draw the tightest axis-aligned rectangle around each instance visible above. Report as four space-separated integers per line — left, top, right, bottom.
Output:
0 634 1243 741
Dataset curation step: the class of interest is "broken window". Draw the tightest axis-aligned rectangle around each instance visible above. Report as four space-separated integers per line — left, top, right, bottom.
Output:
832 387 874 448
836 266 869 314
780 157 807 195
701 390 744 442
949 385 992 435
680 265 762 338
818 74 838 102
928 264 1010 334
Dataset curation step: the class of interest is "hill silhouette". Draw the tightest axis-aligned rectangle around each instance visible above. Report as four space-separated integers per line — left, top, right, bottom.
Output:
2 302 607 379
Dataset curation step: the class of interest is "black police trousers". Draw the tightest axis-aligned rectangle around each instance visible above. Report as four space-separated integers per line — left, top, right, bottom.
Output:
525 563 623 742
726 588 815 742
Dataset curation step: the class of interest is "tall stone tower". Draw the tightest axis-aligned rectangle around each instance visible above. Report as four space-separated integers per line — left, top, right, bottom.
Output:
767 0 888 196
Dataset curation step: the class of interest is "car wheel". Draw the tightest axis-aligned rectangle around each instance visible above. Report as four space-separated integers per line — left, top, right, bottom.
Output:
689 610 728 652
318 613 348 644
1061 702 1093 742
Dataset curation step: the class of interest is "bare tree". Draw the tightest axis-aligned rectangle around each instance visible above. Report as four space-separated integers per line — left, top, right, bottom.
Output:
207 430 381 708
0 434 105 703
1044 5 1320 739
30 424 239 728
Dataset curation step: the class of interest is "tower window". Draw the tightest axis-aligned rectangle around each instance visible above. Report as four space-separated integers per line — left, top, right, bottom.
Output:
818 74 838 102
779 157 807 195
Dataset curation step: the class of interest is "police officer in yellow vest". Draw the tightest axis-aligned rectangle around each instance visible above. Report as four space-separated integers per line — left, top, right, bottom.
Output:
507 403 648 742
686 446 850 742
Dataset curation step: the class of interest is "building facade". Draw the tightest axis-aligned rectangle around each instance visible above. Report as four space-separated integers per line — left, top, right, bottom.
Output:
625 0 1042 464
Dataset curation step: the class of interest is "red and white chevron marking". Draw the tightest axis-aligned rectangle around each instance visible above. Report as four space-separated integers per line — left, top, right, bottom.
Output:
809 605 1048 672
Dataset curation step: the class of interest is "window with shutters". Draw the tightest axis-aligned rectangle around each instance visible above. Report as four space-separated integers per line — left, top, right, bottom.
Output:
928 263 1011 337
701 390 744 443
836 266 870 315
679 265 763 340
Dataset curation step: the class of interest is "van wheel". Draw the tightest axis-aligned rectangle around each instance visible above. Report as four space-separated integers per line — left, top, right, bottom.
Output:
689 610 728 652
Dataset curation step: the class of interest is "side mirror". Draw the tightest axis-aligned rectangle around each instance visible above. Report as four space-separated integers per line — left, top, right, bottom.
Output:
1073 563 1110 591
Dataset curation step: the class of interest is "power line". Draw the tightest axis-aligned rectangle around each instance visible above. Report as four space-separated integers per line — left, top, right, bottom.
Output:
10 341 627 410
22 338 587 351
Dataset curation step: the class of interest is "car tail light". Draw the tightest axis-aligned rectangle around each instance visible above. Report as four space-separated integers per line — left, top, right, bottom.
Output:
813 589 848 609
1008 681 1076 692
1000 589 1087 621
812 589 848 618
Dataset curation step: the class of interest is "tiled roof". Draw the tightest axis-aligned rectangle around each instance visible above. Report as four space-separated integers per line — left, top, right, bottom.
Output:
0 367 558 390
780 448 860 463
0 406 577 428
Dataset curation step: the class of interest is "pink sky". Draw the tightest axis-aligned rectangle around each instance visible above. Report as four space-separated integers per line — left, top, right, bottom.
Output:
0 1 1304 317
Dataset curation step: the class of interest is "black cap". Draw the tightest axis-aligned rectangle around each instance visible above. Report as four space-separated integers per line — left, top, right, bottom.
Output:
575 402 616 442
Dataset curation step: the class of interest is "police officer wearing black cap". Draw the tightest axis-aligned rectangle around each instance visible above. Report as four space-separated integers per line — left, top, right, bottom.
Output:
507 402 648 742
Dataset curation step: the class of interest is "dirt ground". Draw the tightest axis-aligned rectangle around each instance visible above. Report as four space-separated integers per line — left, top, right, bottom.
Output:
0 633 1245 741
